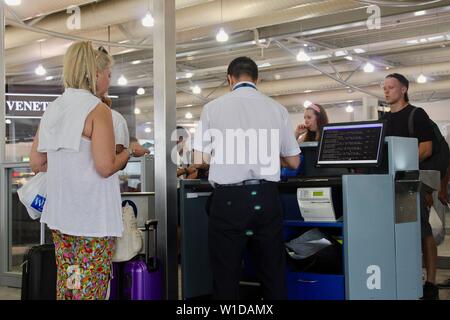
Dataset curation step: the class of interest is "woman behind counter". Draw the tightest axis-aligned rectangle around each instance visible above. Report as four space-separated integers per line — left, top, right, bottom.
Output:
295 103 329 142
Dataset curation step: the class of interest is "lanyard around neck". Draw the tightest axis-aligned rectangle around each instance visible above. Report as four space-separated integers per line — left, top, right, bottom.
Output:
233 82 257 91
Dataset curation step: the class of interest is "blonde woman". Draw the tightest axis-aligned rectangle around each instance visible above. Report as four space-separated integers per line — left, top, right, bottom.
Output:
30 41 130 300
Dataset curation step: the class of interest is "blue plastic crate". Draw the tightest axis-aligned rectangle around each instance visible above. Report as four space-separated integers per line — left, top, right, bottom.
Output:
287 272 345 300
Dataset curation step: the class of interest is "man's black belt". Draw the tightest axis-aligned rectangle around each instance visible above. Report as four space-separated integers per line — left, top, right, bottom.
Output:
214 179 272 188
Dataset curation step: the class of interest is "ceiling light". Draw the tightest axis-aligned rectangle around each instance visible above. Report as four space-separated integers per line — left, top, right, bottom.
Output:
345 56 353 61
335 50 347 57
185 72 194 79
303 44 308 47
119 40 130 44
414 10 426 16
363 62 375 73
419 38 427 43
386 66 390 70
137 87 145 95
189 128 196 134
131 60 142 65
407 40 419 45
216 28 229 42
346 105 354 113
296 49 311 62
145 127 152 133
4 0 21 6
185 112 193 119
252 39 266 44
311 54 331 60
304 90 312 93
142 11 154 27
258 62 271 68
428 35 444 42
5 119 12 124
118 75 128 86
303 100 313 108
417 73 427 84
354 48 366 54
186 104 193 107
34 64 47 76
134 108 141 115
192 85 202 95
45 76 53 81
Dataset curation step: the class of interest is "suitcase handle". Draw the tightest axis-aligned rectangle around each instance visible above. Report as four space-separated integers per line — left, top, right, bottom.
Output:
144 220 158 272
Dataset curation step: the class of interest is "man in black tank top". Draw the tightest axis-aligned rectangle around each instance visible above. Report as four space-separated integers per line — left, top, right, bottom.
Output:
382 73 437 300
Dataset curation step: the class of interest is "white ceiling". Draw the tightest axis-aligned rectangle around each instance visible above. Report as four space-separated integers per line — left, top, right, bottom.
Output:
3 0 450 129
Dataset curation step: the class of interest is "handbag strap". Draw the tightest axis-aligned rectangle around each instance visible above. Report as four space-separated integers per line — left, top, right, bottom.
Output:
407 106 418 138
122 200 138 218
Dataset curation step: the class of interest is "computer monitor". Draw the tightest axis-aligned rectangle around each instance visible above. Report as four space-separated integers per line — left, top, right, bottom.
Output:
317 121 385 168
298 142 348 177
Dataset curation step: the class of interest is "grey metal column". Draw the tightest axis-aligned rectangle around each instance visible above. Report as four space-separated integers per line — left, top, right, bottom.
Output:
153 0 178 299
0 2 7 287
0 2 4 163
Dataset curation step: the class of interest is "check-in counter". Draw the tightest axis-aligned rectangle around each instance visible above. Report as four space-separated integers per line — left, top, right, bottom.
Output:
180 135 433 300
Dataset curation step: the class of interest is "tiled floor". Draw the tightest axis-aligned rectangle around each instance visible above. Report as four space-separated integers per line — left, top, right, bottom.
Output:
2 268 450 300
0 286 20 300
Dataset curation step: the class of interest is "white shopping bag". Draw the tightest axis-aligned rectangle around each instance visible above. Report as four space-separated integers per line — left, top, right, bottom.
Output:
17 172 47 220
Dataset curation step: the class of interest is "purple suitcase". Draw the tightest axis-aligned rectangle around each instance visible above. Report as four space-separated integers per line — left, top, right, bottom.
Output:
122 220 163 300
108 262 122 300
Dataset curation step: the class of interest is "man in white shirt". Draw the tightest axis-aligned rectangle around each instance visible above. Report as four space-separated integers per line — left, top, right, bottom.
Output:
193 56 300 300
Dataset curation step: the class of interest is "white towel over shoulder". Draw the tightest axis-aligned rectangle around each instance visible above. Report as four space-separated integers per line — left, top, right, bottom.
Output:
38 88 101 153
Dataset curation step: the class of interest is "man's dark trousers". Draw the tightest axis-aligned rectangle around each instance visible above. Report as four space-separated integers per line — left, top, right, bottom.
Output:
207 181 287 300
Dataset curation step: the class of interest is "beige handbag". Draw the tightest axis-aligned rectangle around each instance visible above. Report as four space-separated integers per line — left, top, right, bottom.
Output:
112 201 143 262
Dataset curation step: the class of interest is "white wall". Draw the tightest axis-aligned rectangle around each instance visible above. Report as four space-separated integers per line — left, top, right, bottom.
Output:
420 99 450 122
419 99 450 142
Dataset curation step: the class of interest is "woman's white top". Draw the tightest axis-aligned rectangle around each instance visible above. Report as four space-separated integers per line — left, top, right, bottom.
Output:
38 88 123 237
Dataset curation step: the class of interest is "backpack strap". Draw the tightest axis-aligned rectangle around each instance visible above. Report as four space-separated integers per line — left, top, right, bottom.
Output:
408 107 418 138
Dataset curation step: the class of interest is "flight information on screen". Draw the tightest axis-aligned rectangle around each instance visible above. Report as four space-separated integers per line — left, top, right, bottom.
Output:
317 122 385 167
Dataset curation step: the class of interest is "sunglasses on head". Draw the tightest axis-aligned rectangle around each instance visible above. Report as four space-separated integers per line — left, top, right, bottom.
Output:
98 46 108 54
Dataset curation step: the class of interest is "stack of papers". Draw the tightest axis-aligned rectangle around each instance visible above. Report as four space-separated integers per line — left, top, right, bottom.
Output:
285 229 332 260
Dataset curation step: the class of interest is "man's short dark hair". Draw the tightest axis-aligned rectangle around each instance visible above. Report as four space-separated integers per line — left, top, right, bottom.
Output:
386 73 409 102
227 57 258 81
